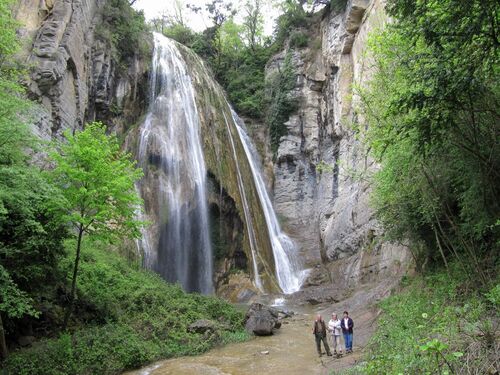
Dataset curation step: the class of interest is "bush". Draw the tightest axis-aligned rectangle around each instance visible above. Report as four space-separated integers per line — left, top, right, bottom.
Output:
2 241 247 374
273 2 309 49
265 51 297 153
96 0 149 64
289 30 309 48
357 265 499 374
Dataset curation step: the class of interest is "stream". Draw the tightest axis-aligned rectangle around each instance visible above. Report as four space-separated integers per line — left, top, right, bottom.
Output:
126 295 375 375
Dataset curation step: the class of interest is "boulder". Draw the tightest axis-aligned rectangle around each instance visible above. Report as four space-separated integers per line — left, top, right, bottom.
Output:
187 319 217 335
244 303 281 336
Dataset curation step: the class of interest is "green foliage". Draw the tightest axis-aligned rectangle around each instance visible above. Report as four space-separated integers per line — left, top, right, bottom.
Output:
357 0 500 277
0 165 68 293
0 0 69 347
97 0 149 64
358 265 498 374
49 122 143 242
289 30 309 48
315 160 334 174
3 242 247 374
485 284 500 308
265 51 297 152
0 0 30 166
274 0 309 49
0 266 38 320
330 0 348 13
48 122 144 328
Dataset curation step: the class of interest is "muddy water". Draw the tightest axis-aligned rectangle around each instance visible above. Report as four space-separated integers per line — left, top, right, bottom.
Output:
126 290 378 375
126 304 333 375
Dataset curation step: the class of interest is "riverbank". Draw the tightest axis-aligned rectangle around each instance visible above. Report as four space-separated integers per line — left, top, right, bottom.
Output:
126 280 396 375
1 241 247 375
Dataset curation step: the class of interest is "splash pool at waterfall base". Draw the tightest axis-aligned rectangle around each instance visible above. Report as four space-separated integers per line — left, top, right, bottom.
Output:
125 289 381 375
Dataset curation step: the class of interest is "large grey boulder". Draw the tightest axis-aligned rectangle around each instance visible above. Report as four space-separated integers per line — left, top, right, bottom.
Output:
244 303 281 336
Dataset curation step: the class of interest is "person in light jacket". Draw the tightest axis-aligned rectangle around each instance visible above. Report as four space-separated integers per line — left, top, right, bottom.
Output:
340 311 354 353
328 313 343 355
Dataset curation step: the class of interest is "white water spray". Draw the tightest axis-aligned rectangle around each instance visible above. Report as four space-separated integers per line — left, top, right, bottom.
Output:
230 111 308 294
136 33 213 294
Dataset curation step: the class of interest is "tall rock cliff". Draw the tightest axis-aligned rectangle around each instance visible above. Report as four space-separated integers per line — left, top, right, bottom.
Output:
267 0 412 290
13 0 411 298
14 0 150 141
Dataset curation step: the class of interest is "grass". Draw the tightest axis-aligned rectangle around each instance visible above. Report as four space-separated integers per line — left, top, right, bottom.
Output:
340 263 499 374
2 240 248 375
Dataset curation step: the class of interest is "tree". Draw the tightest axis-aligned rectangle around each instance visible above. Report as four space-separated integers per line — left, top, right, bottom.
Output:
187 0 236 73
0 0 69 359
358 0 499 279
48 122 144 330
243 0 264 50
0 266 38 360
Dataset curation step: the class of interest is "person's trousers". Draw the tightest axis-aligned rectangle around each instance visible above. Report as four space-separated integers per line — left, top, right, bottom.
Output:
343 332 353 351
315 334 331 355
330 334 342 352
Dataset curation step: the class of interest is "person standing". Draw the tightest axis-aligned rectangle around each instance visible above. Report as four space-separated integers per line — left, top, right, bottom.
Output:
341 311 354 353
328 313 343 355
312 314 332 357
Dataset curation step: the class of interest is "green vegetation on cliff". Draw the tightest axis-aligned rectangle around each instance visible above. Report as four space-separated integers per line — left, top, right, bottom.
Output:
358 0 499 280
347 265 499 374
153 0 319 150
351 0 499 372
3 241 247 375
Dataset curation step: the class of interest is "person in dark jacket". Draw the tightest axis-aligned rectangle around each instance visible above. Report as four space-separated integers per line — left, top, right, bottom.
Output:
312 314 332 357
340 311 354 353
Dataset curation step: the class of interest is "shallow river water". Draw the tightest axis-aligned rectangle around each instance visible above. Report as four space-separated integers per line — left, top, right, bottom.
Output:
125 298 370 375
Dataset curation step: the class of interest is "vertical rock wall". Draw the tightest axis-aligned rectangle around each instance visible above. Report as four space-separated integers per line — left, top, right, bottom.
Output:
269 0 412 288
14 0 150 141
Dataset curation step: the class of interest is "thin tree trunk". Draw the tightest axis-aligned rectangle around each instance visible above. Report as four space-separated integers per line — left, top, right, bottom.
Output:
433 225 449 272
62 225 84 330
0 312 8 361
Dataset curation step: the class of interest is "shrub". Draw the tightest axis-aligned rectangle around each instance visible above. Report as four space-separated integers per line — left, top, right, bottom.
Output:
96 0 150 64
265 51 297 153
289 30 309 48
2 241 247 374
358 265 499 374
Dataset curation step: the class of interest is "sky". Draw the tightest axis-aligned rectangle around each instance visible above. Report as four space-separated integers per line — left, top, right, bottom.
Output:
133 0 279 36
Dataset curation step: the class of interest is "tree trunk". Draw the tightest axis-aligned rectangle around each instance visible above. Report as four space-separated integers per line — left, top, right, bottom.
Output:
0 312 8 361
62 226 84 331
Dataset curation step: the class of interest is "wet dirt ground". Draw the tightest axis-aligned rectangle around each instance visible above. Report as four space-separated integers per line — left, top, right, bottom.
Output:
126 285 386 375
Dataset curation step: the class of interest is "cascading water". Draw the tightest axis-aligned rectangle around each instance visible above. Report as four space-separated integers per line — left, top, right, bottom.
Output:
135 33 305 295
230 111 307 294
136 33 213 294
221 111 263 292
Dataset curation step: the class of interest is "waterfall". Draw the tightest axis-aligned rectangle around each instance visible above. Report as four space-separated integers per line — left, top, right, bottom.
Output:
136 33 213 294
221 111 263 292
230 111 307 294
135 33 306 295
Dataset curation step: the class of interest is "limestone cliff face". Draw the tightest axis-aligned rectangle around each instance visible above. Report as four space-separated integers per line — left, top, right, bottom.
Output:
14 0 150 141
267 0 412 288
